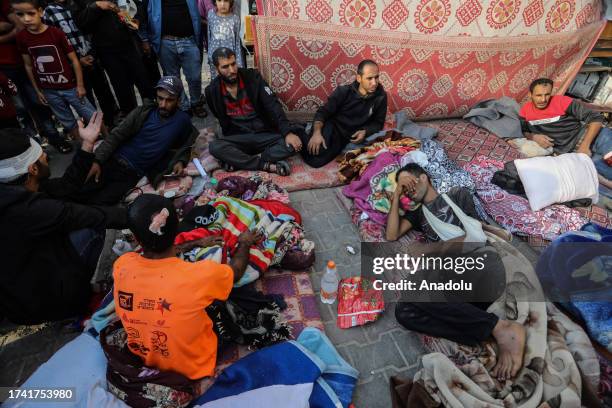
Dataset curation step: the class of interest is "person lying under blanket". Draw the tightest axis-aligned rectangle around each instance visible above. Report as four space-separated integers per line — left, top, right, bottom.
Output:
113 193 263 381
519 77 611 194
386 163 525 381
175 196 314 286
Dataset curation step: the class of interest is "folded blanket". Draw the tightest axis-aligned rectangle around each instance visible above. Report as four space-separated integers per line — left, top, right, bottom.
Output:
463 97 523 140
414 233 601 407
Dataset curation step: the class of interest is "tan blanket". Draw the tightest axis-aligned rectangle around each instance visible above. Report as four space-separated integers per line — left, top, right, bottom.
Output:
414 233 600 407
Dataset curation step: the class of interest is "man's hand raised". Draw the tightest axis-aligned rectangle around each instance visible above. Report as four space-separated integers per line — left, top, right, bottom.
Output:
78 111 103 150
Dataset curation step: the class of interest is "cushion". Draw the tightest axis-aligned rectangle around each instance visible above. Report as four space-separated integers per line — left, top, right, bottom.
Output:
507 138 553 158
515 153 599 211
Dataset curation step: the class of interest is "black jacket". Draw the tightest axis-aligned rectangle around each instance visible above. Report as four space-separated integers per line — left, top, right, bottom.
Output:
314 81 387 140
72 0 142 50
205 68 300 137
0 150 127 324
94 101 199 187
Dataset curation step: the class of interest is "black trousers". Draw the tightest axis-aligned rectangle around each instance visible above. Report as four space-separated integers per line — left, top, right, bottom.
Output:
299 121 349 168
97 46 155 114
75 157 142 205
83 61 118 127
209 132 294 170
395 302 498 346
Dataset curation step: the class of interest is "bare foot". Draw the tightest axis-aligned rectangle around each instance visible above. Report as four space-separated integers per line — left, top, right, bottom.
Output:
491 320 526 381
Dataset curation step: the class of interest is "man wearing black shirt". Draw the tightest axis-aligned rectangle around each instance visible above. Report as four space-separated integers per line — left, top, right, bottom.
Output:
205 48 303 175
141 0 206 116
0 114 127 324
301 59 387 168
73 0 154 115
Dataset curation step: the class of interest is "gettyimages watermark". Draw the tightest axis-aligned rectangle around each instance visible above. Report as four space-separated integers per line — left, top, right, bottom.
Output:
360 241 611 303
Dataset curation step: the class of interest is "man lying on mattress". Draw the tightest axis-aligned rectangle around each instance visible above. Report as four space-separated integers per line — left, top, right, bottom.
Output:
113 194 263 381
519 77 611 193
386 163 525 381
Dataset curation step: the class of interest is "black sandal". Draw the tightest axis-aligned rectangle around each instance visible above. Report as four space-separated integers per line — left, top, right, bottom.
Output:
222 161 236 172
50 139 73 154
263 160 291 176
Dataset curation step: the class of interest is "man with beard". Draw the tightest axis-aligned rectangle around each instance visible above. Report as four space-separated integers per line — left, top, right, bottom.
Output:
0 114 127 324
82 76 199 205
205 47 302 175
300 59 387 168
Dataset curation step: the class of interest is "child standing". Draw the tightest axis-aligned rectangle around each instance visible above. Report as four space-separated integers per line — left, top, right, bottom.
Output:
12 0 101 146
207 0 242 79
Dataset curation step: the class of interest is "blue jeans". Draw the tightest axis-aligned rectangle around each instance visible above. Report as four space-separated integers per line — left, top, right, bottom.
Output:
158 36 202 110
593 127 612 181
42 87 97 132
69 228 105 272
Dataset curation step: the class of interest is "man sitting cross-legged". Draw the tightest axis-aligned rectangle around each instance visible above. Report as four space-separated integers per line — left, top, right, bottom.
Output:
205 47 303 176
300 59 387 168
387 163 524 381
82 75 198 205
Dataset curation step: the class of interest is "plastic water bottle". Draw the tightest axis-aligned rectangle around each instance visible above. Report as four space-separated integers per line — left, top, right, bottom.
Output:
320 261 340 304
188 158 217 197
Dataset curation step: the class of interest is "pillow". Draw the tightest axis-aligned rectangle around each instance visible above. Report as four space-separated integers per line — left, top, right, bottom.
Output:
507 138 553 158
514 153 599 211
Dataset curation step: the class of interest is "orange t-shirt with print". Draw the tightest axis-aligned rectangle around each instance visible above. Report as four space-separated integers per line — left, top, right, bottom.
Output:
113 253 233 379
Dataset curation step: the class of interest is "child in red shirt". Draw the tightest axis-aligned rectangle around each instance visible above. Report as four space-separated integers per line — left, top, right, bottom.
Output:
12 0 104 140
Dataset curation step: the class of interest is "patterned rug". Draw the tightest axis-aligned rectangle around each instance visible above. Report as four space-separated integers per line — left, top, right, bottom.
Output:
424 119 522 164
211 154 343 192
216 268 324 370
251 3 604 121
336 119 612 249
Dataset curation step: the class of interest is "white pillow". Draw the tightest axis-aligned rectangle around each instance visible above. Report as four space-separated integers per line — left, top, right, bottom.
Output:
514 153 599 211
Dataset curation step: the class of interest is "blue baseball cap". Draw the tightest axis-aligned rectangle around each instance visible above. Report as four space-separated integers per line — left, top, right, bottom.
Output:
155 76 184 96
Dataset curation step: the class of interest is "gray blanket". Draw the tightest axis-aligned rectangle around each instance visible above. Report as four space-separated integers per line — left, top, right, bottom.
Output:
463 97 523 139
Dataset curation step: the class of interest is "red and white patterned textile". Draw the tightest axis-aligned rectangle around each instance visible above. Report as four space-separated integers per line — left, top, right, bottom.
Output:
252 0 604 120
257 0 601 35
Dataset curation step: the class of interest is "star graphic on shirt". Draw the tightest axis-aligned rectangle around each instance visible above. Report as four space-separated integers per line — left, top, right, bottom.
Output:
157 298 172 315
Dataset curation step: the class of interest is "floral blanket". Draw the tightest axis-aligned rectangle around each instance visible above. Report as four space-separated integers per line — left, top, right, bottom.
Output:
415 233 601 407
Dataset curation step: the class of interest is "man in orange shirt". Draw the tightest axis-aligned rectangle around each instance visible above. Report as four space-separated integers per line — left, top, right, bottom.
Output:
113 193 262 379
